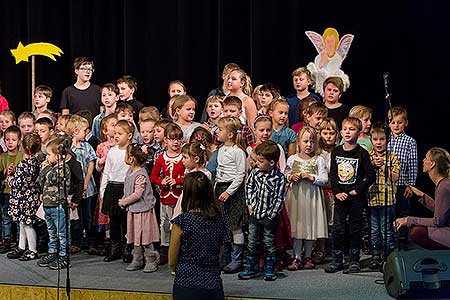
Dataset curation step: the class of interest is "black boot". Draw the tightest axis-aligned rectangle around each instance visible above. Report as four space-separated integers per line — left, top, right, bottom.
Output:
159 245 168 265
123 243 133 263
104 240 122 262
325 250 344 273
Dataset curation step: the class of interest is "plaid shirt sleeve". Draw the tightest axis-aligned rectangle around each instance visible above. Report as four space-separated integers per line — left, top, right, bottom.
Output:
407 138 418 185
245 169 257 207
267 170 286 220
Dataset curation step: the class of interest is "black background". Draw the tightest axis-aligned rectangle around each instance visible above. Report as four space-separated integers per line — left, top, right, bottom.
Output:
1 0 449 195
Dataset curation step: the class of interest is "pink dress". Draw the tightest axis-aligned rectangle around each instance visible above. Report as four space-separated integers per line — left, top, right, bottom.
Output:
94 141 113 225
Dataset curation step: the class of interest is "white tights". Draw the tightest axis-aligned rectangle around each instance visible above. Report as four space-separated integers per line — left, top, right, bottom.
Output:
18 223 37 252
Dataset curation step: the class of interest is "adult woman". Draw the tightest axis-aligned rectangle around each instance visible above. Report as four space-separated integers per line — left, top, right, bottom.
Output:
394 147 450 250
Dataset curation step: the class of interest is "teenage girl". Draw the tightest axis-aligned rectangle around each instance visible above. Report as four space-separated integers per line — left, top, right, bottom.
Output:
166 80 187 120
171 95 202 143
227 68 257 128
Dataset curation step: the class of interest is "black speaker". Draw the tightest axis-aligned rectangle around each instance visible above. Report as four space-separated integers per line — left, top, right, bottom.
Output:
383 249 450 298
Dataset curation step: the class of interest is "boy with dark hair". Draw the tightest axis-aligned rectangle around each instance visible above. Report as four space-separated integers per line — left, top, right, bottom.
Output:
322 77 350 129
239 140 286 281
117 75 144 125
60 57 101 117
92 83 119 140
326 117 375 274
387 106 417 250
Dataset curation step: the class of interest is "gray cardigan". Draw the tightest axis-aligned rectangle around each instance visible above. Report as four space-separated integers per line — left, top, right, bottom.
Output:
122 167 155 213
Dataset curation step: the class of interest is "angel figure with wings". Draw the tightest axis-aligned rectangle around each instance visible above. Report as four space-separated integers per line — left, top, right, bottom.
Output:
305 28 354 96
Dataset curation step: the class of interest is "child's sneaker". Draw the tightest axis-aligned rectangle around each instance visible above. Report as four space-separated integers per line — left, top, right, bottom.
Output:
19 250 38 261
263 256 277 281
7 247 25 259
287 258 302 271
238 256 261 280
303 257 315 269
347 261 361 273
38 253 58 267
369 254 382 270
324 261 343 273
48 256 71 270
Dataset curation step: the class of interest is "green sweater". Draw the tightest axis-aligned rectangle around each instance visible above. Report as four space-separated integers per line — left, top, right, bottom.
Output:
0 152 23 194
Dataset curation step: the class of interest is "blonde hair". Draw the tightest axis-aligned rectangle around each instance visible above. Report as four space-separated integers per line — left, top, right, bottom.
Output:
297 126 320 155
65 115 89 136
429 147 450 178
268 98 289 112
206 95 223 107
229 68 253 96
323 27 339 49
139 106 161 122
218 117 247 154
349 105 373 120
318 118 340 149
171 95 197 122
252 85 263 109
388 106 408 123
292 67 312 80
168 80 187 94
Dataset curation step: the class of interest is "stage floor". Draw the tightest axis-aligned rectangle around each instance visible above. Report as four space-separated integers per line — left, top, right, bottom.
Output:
0 252 399 300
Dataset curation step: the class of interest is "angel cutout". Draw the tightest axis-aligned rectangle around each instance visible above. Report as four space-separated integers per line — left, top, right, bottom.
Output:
305 28 354 96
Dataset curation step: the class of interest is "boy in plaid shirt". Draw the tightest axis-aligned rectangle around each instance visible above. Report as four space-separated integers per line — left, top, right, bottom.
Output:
239 140 286 281
387 107 418 249
368 123 400 269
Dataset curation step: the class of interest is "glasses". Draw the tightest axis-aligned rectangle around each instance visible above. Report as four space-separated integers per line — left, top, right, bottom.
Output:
78 67 95 73
167 137 182 142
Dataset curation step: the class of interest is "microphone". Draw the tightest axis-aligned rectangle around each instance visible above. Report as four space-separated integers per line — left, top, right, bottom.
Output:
57 135 72 155
383 72 389 91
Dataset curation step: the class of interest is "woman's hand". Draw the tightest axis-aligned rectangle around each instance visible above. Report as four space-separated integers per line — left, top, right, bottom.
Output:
394 217 408 231
406 185 424 198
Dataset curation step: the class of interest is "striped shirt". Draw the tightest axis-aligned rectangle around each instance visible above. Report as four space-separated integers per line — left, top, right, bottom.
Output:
387 132 418 186
72 141 97 198
245 167 286 220
368 150 400 206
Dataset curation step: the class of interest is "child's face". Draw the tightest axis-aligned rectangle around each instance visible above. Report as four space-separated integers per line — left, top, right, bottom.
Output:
19 118 35 135
35 124 53 144
259 91 273 108
165 134 182 152
206 102 223 120
74 124 88 142
325 34 337 53
140 121 155 145
215 124 229 143
75 63 94 82
154 126 165 143
46 148 58 165
360 115 372 134
176 101 196 123
168 83 186 98
118 110 134 123
293 73 309 92
389 115 407 137
320 128 337 148
306 112 326 129
223 105 241 118
0 115 14 132
33 92 50 109
227 70 242 91
5 132 19 152
298 131 316 156
371 132 387 153
114 125 131 147
255 155 274 172
55 118 67 133
117 83 134 101
340 122 360 144
104 118 118 140
101 87 118 108
182 152 197 170
254 121 272 143
269 103 289 126
323 83 341 104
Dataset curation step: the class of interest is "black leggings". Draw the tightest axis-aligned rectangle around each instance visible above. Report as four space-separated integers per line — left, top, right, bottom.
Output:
173 285 224 300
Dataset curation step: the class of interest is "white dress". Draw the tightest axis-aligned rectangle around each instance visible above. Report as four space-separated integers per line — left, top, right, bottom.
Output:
285 154 329 240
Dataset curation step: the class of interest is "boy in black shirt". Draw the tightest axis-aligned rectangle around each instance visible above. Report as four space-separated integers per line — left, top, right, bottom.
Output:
325 117 375 273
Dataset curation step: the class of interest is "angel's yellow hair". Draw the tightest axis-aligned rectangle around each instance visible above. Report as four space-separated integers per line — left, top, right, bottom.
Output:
323 28 339 49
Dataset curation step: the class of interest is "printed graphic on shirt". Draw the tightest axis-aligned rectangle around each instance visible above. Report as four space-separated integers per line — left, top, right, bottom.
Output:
336 156 358 185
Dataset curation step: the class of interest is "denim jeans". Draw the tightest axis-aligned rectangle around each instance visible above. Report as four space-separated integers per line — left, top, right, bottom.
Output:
0 194 11 240
44 205 70 256
370 205 395 253
247 215 278 257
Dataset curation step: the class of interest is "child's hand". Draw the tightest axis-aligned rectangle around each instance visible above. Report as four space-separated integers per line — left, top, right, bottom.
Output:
218 192 230 202
348 190 357 196
373 156 384 168
300 173 314 182
161 177 169 185
98 156 106 166
83 180 89 193
289 174 301 182
118 198 126 208
6 163 15 175
336 192 348 201
247 205 253 215
202 123 210 130
167 178 176 186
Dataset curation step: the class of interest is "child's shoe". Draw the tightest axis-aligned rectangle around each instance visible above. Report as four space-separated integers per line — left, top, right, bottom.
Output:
263 256 277 281
19 250 38 261
7 247 25 259
126 246 144 271
238 256 261 280
312 251 325 265
303 257 315 269
159 245 168 265
324 261 343 273
287 258 302 271
347 261 361 273
38 253 58 267
0 239 11 254
48 256 71 270
143 247 159 273
369 254 382 270
223 244 244 274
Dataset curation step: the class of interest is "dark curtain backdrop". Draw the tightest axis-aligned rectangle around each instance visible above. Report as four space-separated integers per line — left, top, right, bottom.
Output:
1 0 449 192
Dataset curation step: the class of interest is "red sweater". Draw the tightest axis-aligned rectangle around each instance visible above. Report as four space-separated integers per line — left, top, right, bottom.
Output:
150 151 184 205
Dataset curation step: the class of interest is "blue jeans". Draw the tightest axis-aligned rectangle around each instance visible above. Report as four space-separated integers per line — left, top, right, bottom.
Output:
44 205 70 256
0 194 11 240
247 215 278 257
370 205 395 254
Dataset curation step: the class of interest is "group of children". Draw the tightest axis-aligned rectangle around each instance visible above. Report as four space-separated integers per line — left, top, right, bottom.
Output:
0 59 418 285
